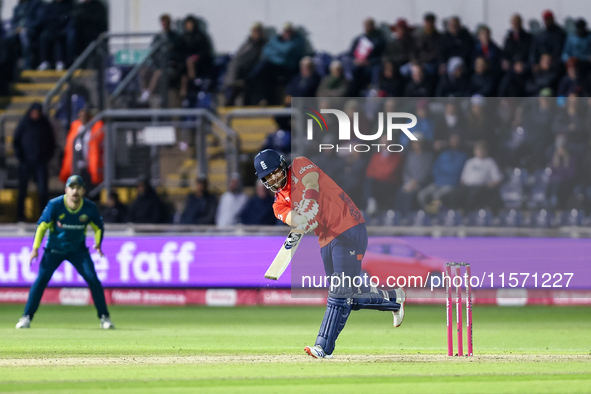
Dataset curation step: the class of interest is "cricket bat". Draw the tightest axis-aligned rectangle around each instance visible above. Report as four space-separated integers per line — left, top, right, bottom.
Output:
264 229 305 280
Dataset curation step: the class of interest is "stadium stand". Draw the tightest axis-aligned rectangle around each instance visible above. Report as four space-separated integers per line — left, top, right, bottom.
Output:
1 5 591 228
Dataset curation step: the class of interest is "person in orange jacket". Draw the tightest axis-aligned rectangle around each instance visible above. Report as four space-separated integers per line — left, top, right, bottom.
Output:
59 108 104 186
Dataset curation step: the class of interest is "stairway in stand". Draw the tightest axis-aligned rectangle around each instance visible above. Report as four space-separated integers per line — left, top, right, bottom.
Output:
0 70 66 222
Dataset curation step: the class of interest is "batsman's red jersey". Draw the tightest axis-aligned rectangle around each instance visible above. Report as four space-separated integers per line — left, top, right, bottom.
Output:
273 157 364 247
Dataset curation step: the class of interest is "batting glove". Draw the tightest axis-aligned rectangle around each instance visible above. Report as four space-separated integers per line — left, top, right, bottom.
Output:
298 188 320 219
294 188 320 233
293 212 318 233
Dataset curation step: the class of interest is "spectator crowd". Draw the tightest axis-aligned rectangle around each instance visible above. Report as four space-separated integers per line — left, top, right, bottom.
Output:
154 10 591 105
295 94 591 225
0 0 108 94
4 4 591 227
95 173 280 227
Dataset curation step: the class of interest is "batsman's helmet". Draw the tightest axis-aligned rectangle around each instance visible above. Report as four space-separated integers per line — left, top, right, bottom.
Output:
254 149 288 192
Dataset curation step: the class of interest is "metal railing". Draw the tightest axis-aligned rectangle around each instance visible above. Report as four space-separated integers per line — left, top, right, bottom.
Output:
43 31 160 116
0 223 589 238
82 108 239 194
223 107 305 155
108 36 169 107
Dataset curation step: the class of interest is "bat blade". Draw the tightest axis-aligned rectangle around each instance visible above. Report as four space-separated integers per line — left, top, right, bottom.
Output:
264 229 305 280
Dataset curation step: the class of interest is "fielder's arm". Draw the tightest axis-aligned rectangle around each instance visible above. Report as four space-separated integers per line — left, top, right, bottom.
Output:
89 203 105 257
31 204 54 264
32 222 52 250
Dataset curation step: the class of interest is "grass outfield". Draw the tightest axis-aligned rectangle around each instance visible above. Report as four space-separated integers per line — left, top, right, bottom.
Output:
0 304 589 393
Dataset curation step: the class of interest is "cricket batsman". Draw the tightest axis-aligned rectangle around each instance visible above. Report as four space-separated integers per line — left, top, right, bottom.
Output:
15 175 114 330
254 149 405 358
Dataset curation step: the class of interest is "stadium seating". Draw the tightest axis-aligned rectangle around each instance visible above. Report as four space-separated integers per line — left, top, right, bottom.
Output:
500 168 527 209
382 210 403 226
405 210 432 226
2 9 590 227
465 209 494 227
531 209 554 228
560 209 585 227
498 209 525 227
527 168 552 210
438 209 463 227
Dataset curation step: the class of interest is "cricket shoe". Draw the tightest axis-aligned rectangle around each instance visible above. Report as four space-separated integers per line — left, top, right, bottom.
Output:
100 315 115 329
392 287 406 328
16 315 31 329
304 345 333 359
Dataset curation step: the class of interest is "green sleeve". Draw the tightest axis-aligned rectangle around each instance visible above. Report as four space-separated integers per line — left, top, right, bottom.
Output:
89 222 103 247
89 203 104 247
33 201 54 249
33 222 52 249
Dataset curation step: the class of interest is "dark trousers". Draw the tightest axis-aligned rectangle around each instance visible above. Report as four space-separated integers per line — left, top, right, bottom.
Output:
316 223 399 355
365 178 398 212
320 223 368 283
17 162 48 221
7 28 37 68
39 28 69 64
396 189 418 213
447 185 501 212
24 247 109 319
247 60 292 104
549 180 576 209
350 63 380 96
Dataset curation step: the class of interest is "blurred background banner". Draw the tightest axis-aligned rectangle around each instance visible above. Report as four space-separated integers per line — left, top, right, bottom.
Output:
0 235 288 287
1 234 589 291
291 235 591 293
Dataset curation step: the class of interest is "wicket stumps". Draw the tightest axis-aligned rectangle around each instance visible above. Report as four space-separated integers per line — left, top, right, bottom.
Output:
445 262 473 356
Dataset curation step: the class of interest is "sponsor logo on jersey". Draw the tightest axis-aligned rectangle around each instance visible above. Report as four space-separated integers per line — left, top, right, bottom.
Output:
57 221 86 230
291 174 299 184
59 214 66 220
299 164 315 174
79 214 88 222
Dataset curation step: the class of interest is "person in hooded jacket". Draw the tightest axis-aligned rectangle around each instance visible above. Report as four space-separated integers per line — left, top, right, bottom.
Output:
69 0 107 62
435 56 470 97
13 103 56 221
178 15 214 99
180 177 217 225
37 0 74 71
127 178 166 224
